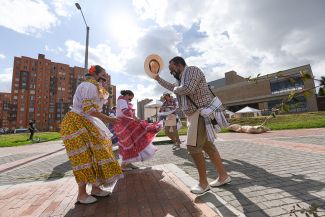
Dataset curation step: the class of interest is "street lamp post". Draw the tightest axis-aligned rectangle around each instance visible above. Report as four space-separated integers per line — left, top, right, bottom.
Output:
75 3 89 75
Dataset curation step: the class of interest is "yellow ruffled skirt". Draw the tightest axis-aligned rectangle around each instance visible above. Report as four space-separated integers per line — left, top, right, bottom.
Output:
60 111 123 187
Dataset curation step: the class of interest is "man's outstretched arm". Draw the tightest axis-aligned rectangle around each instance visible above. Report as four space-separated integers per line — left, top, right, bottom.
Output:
154 75 175 92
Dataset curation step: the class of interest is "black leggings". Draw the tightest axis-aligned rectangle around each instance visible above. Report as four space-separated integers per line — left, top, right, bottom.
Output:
30 130 34 140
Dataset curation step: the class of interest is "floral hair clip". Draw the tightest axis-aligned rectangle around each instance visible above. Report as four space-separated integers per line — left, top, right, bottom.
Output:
89 65 96 75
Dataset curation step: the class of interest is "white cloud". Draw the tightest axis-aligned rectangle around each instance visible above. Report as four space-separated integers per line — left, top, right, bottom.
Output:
0 0 59 36
0 68 12 92
133 0 325 80
65 40 135 72
64 25 181 78
0 54 5 59
51 0 75 17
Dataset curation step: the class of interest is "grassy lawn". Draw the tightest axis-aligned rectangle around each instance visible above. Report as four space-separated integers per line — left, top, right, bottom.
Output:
2 111 324 147
0 132 62 147
156 111 325 136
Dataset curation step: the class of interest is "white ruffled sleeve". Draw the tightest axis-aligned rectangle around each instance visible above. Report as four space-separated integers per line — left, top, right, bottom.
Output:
79 83 102 116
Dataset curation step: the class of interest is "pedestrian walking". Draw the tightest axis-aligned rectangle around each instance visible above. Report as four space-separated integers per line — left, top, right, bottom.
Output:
114 90 163 171
28 120 36 140
154 56 230 194
60 65 123 204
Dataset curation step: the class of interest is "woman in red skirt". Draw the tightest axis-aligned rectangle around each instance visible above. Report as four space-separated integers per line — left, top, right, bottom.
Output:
114 90 163 171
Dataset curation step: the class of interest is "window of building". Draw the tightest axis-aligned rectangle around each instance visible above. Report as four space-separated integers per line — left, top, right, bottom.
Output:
19 120 23 124
59 72 62 75
22 89 26 93
58 87 61 90
32 62 37 66
21 101 25 105
29 108 34 112
58 93 61 96
14 90 18 93
16 66 20 69
32 68 36 71
57 114 60 118
14 96 18 99
44 102 47 104
20 114 24 117
16 72 19 75
23 66 27 69
39 78 42 81
31 73 36 77
62 88 65 91
52 66 55 69
46 74 49 76
46 62 49 65
30 102 34 106
30 96 35 100
30 90 35 94
45 85 48 87
51 71 55 75
49 108 54 112
21 95 25 99
38 84 42 86
29 114 34 118
49 120 54 124
40 61 43 64
31 79 36 83
50 98 54 101
38 90 41 92
38 95 41 98
15 84 19 87
15 78 19 81
63 67 66 70
63 72 66 75
17 60 21 64
270 73 304 94
20 108 24 111
30 85 36 88
59 66 62 69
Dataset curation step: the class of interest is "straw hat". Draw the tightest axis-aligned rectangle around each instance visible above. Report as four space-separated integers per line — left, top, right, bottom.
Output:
144 54 164 79
163 91 172 96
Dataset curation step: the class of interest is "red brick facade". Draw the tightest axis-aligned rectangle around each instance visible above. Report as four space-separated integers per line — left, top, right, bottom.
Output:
7 54 117 132
0 92 11 130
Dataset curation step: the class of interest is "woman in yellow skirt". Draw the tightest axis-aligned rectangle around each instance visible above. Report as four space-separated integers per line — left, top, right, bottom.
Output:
61 65 123 204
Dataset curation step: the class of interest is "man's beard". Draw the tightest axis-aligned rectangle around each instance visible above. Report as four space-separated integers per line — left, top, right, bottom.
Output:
173 71 181 81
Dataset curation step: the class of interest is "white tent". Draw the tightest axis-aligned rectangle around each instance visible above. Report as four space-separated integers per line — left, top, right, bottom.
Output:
144 100 163 122
225 110 235 118
235 106 262 118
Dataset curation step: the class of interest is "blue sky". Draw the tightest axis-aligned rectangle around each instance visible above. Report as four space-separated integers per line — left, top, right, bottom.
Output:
1 0 325 105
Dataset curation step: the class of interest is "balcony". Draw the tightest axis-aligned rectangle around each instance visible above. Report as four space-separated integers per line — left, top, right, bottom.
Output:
8 104 17 108
50 77 58 82
7 117 17 121
50 83 57 88
8 110 17 115
50 89 58 93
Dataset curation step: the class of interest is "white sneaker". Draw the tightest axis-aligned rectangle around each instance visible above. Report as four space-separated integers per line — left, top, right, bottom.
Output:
91 190 111 197
190 184 210 194
76 196 97 204
175 147 181 151
210 176 231 187
172 144 177 149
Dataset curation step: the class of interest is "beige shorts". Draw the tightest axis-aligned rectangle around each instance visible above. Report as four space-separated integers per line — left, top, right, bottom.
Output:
187 115 217 155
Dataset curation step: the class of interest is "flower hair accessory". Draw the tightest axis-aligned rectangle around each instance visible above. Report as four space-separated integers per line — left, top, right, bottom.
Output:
88 65 96 75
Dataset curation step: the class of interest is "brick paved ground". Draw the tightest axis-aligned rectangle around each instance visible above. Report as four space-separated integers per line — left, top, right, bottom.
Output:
0 166 217 217
0 128 325 216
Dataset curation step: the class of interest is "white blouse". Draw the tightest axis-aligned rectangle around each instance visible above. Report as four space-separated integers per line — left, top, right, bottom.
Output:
70 81 112 140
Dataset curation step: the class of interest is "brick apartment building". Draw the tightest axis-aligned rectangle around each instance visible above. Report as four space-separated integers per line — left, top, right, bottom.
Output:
208 64 318 115
7 54 116 132
0 92 11 129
